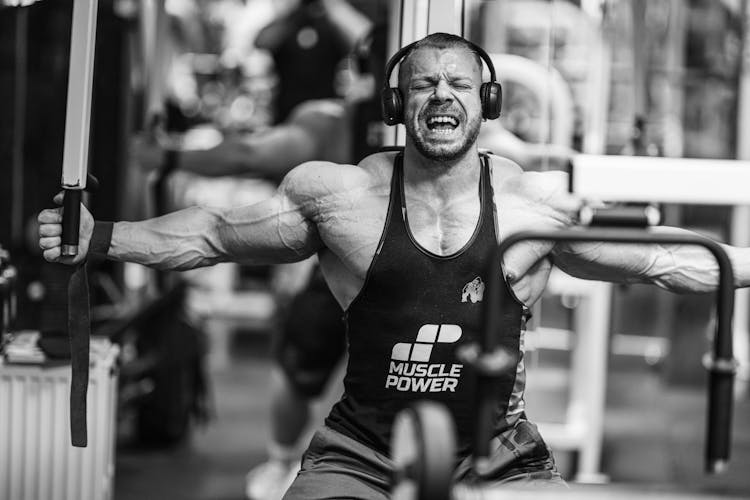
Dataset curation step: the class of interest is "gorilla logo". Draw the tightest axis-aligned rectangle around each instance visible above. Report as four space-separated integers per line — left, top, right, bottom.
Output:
461 277 485 303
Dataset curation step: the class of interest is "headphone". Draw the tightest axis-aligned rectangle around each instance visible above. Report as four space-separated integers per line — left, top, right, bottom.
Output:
381 39 502 126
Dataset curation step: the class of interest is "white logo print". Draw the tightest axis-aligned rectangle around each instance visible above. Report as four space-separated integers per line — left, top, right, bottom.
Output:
386 324 464 392
461 277 484 303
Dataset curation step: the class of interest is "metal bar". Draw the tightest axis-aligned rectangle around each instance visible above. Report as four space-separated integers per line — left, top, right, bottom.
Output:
476 228 735 474
61 0 98 256
731 0 750 400
62 0 97 190
571 154 750 205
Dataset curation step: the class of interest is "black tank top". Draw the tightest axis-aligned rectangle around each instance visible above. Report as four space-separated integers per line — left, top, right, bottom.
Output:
325 153 526 456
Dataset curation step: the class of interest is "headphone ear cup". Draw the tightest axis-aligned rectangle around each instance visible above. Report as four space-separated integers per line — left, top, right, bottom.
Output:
381 87 403 125
480 82 502 120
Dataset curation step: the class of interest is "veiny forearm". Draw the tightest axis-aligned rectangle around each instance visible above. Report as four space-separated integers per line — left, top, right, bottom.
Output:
647 243 750 293
641 227 750 293
553 226 750 293
109 207 226 271
107 192 318 270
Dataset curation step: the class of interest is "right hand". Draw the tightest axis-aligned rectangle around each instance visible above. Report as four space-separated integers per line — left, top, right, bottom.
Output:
37 192 94 265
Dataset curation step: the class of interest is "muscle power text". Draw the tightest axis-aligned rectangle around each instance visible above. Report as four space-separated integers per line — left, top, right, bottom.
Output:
385 361 463 392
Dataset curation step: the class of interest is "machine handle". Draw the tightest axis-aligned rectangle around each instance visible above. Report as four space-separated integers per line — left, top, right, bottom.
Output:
476 228 735 474
60 174 100 257
61 189 82 257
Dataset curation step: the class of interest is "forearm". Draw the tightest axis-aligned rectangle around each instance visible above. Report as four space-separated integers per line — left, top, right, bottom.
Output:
643 228 750 293
102 192 317 270
554 226 750 293
107 207 226 271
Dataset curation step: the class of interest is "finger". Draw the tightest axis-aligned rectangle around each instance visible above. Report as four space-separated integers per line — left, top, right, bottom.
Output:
53 191 64 204
42 247 61 262
38 208 63 224
39 236 61 250
39 223 62 237
555 193 585 213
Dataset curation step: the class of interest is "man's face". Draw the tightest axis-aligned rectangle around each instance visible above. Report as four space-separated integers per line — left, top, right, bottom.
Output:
400 46 483 162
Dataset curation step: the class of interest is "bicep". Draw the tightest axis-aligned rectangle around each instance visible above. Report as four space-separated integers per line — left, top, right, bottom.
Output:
214 189 322 265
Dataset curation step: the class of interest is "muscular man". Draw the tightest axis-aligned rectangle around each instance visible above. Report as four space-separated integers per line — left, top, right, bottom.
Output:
39 33 750 498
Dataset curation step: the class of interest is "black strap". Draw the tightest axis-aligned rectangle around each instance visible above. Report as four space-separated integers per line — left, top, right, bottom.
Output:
67 221 113 447
68 263 90 447
89 221 114 257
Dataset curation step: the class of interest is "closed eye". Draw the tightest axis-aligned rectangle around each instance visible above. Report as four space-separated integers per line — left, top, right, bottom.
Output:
450 79 474 90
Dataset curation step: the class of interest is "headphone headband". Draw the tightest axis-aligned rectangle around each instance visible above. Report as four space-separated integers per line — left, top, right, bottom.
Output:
382 38 498 93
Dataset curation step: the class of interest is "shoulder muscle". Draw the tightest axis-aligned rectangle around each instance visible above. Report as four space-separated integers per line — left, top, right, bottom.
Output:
279 160 376 221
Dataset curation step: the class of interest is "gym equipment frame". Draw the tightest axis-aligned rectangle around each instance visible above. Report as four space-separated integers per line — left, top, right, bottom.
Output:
475 225 736 475
391 210 737 499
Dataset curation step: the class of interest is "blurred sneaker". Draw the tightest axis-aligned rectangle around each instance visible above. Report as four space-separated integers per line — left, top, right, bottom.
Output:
245 459 299 500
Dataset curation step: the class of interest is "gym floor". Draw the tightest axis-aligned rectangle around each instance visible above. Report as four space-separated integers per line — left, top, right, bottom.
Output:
113 331 750 500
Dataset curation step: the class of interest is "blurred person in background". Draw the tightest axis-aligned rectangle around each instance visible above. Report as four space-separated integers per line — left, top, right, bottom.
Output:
253 0 371 124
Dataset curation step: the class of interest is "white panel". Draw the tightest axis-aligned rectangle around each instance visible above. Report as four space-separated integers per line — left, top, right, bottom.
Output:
22 376 39 500
52 376 67 500
38 378 54 500
0 343 118 500
572 154 750 205
428 0 464 34
10 377 23 500
0 376 8 500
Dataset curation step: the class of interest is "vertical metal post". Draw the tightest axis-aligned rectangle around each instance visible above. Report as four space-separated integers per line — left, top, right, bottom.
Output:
11 6 28 249
61 0 99 256
731 0 750 396
570 280 611 483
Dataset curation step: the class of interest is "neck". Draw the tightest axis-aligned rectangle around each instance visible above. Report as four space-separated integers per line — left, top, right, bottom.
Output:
402 142 481 198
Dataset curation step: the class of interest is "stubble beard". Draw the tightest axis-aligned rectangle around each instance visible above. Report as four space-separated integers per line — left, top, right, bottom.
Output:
406 113 482 163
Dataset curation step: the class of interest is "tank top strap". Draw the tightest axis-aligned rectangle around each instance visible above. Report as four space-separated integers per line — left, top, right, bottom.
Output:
477 152 496 239
391 152 409 234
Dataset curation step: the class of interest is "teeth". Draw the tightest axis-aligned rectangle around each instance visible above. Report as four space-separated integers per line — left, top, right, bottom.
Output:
427 116 458 126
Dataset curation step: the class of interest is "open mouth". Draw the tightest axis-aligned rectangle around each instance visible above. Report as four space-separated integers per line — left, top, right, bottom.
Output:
426 115 459 132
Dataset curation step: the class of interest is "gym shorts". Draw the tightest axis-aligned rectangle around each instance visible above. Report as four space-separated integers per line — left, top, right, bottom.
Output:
283 419 566 499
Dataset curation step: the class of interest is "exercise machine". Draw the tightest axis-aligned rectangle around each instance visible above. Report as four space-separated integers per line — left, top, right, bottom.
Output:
390 204 737 499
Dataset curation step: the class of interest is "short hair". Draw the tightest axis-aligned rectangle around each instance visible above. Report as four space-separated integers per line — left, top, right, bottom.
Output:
396 33 483 91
